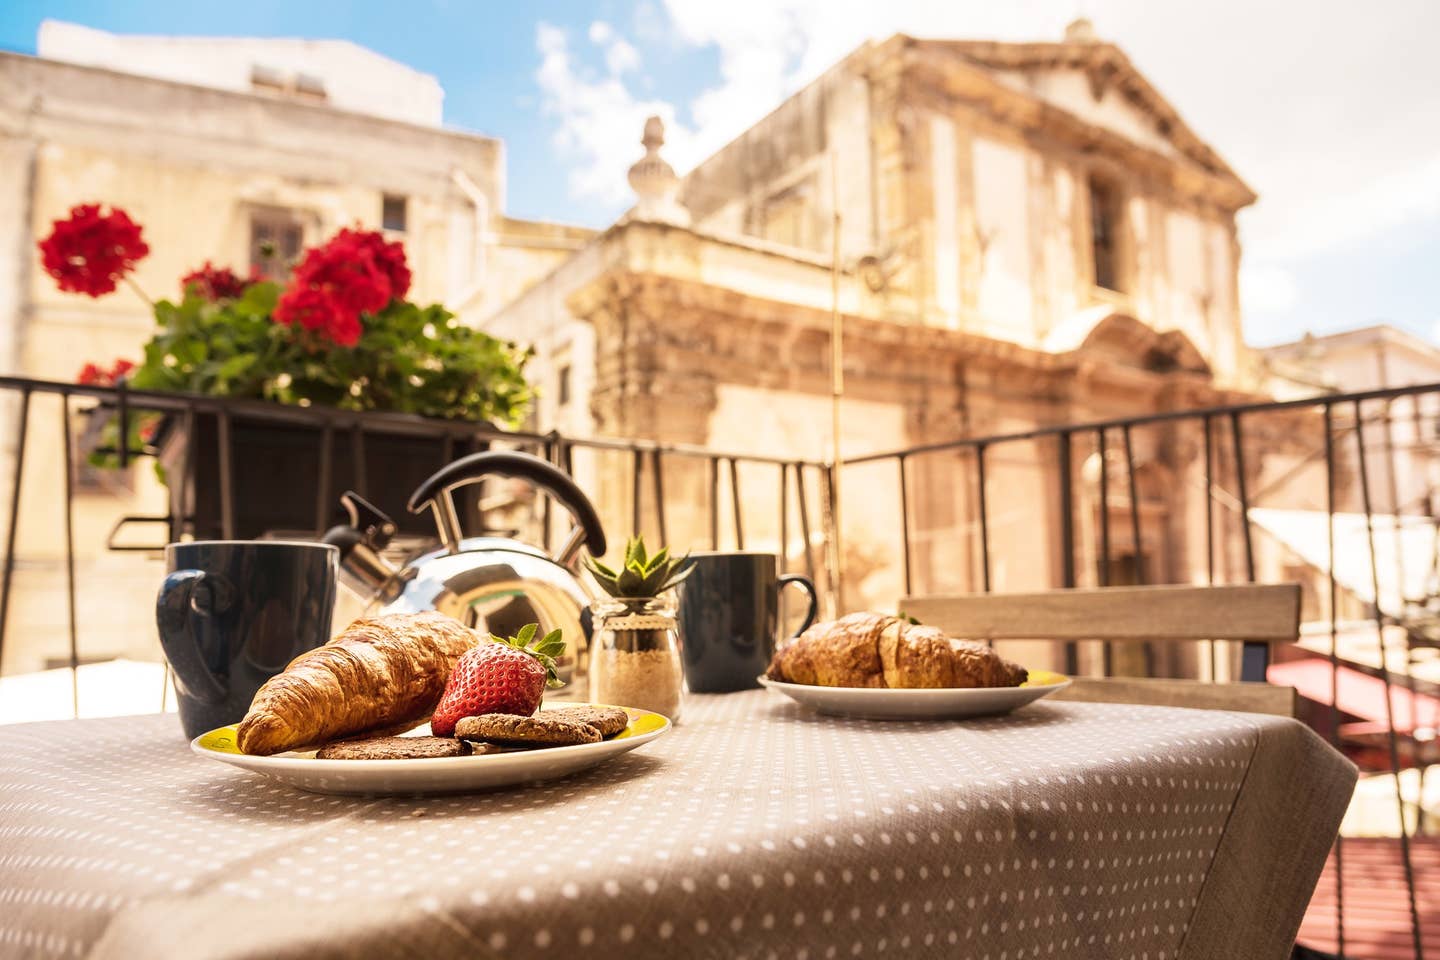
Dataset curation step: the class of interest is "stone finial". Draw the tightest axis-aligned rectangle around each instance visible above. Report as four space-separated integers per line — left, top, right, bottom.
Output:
627 115 690 226
1064 17 1098 43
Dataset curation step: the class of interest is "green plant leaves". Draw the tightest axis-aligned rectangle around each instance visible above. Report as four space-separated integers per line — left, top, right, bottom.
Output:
583 535 696 598
114 287 533 428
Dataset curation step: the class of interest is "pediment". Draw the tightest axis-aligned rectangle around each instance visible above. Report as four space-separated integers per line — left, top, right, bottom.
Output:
910 38 1253 204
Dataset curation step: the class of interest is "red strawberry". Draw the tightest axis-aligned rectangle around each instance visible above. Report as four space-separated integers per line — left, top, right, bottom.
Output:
431 624 565 737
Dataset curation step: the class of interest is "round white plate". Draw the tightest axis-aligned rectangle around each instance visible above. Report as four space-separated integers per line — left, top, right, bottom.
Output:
192 704 670 796
758 672 1071 719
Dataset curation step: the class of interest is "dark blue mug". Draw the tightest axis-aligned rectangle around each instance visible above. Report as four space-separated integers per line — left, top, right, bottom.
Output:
157 541 338 739
678 552 818 692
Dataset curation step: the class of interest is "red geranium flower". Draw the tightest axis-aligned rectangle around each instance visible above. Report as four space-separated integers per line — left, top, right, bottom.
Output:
38 204 150 298
181 261 254 301
76 357 137 386
272 227 411 347
273 287 364 347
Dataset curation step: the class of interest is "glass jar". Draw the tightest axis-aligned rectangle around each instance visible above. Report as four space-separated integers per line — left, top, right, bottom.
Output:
588 594 684 722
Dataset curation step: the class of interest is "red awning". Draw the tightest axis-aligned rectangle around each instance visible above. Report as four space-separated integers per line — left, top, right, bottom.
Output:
1269 659 1440 736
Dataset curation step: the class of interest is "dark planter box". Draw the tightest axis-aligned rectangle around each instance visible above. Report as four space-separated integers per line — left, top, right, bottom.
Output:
160 413 488 541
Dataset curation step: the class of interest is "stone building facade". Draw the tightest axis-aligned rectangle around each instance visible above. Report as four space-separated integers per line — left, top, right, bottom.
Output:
0 26 591 674
490 25 1299 626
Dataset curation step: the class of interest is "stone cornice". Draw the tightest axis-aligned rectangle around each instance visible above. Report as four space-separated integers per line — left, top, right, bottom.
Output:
895 38 1256 212
0 50 500 163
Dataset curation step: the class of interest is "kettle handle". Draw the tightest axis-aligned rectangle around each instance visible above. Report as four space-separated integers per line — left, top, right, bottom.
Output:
406 450 607 563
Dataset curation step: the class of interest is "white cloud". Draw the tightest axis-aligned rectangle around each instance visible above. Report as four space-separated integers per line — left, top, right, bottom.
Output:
586 20 642 75
1239 263 1300 320
535 22 691 206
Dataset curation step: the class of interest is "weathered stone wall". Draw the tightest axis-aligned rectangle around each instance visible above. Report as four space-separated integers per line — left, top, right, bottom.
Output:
0 52 579 675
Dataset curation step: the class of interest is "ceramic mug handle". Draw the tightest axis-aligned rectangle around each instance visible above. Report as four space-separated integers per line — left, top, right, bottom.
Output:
778 573 819 637
155 569 228 704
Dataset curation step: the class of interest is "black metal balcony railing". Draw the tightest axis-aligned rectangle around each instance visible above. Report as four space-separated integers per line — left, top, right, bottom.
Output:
1 373 1439 958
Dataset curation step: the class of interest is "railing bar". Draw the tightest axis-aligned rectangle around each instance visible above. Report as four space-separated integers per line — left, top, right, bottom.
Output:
631 449 643 537
541 435 555 554
795 463 816 588
1380 399 1424 778
314 424 334 536
1122 424 1153 679
821 463 838 614
1057 431 1078 675
1097 429 1110 587
844 377 1440 464
1232 411 1255 578
650 449 667 547
217 410 235 541
24 368 1440 469
0 389 29 666
1122 424 1144 586
60 396 80 718
350 425 367 500
1202 416 1216 680
729 457 745 550
1323 403 1346 957
976 444 991 595
1228 411 1267 682
1097 429 1112 677
897 455 912 596
179 406 196 541
116 377 129 468
1354 398 1424 960
779 463 789 575
709 458 720 550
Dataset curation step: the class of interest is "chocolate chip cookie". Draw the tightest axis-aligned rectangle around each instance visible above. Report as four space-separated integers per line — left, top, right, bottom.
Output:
454 713 602 747
549 705 630 738
315 735 472 760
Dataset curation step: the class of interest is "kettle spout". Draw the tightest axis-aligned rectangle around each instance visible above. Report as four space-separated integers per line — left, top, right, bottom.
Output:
322 491 401 600
323 525 401 598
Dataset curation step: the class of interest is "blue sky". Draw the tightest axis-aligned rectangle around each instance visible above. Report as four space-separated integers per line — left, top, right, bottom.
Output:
2 0 1437 348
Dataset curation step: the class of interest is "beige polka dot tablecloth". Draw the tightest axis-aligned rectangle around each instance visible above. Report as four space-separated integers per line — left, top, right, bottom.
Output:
0 692 1354 960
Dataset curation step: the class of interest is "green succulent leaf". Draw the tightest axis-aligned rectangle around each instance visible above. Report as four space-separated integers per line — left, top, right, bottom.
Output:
587 536 697 598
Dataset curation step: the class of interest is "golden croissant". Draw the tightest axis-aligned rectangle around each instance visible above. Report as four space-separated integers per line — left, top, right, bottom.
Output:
766 612 1027 688
236 611 480 755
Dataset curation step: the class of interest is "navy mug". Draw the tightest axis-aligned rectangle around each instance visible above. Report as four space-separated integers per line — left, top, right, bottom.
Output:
157 541 338 739
678 552 818 692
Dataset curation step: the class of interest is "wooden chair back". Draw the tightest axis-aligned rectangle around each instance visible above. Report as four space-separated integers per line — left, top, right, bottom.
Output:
900 583 1301 717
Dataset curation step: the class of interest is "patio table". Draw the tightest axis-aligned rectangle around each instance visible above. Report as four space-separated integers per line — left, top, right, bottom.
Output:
1 691 1354 960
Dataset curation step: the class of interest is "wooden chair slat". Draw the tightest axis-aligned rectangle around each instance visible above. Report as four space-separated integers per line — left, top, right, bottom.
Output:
901 583 1301 642
898 584 1303 717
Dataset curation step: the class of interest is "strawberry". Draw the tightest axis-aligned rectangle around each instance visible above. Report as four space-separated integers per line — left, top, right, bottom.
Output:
430 623 566 737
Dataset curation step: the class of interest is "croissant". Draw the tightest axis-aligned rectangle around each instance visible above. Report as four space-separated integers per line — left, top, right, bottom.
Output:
766 612 1027 689
236 611 480 756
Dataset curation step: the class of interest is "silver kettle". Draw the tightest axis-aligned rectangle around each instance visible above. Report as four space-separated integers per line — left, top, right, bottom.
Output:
321 450 607 691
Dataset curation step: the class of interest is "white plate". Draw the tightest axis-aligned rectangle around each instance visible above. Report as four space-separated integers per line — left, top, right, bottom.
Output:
758 672 1071 720
192 704 670 796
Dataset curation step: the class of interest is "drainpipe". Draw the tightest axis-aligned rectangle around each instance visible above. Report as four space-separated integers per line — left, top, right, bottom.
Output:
450 168 490 314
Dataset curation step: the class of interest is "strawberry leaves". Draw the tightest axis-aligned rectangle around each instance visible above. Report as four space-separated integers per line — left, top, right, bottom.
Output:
491 623 566 688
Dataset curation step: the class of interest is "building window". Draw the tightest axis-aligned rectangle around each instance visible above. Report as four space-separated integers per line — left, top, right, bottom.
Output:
249 208 305 281
294 73 327 102
1089 175 1126 293
250 65 327 103
556 365 572 406
761 183 812 250
382 195 408 233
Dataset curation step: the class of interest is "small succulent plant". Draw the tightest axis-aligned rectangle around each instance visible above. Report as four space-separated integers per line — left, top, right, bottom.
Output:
584 535 694 599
